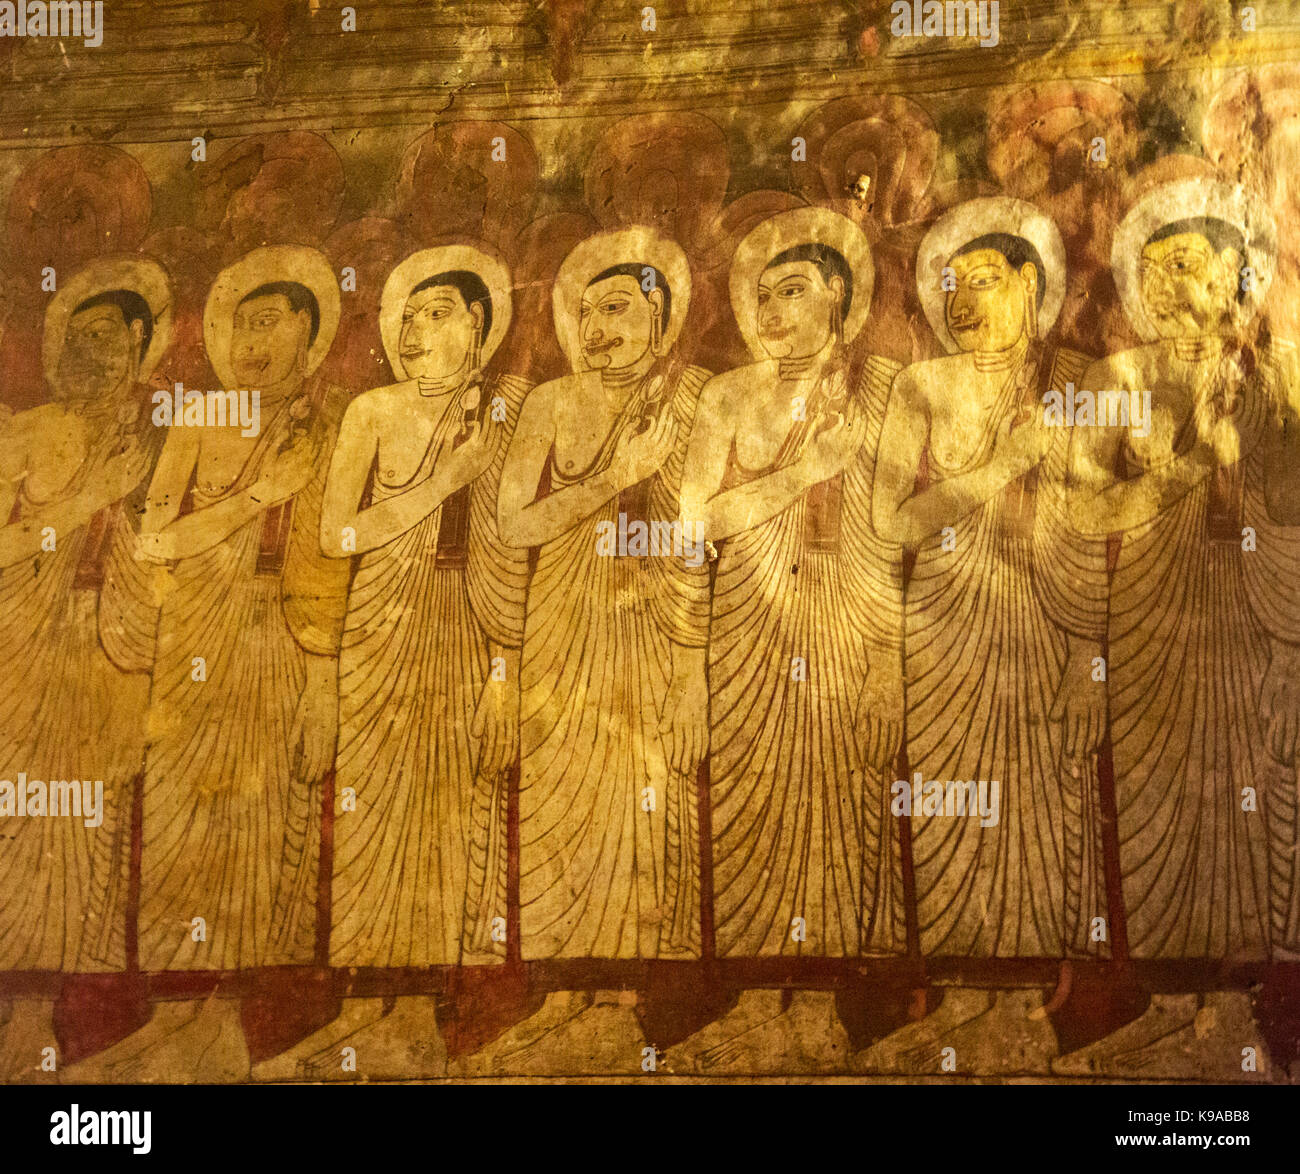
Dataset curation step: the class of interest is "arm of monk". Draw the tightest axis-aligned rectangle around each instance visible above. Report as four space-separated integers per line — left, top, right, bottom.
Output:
1066 356 1215 537
497 380 626 548
678 371 833 543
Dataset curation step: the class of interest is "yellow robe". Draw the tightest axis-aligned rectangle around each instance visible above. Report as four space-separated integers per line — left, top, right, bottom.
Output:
0 448 152 972
518 365 710 960
1111 342 1300 959
329 375 529 967
711 355 907 958
908 345 1109 958
138 386 350 972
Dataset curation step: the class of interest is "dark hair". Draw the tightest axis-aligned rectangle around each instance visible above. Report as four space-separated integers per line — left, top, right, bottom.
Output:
950 233 1047 310
408 269 493 344
72 289 153 362
762 243 853 320
587 263 672 330
238 281 321 345
1145 217 1249 304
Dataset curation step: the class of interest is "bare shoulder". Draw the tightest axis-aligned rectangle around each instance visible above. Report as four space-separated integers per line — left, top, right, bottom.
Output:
1082 345 1155 389
698 361 769 420
891 353 964 409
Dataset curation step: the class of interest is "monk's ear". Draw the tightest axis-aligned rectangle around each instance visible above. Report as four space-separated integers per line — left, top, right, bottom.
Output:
828 274 845 308
129 317 144 353
1019 262 1038 297
469 301 485 333
647 287 665 317
1218 247 1243 286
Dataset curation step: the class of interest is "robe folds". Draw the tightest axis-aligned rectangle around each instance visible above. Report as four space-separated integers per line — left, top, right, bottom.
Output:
518 365 710 960
329 375 530 968
0 461 152 972
1111 341 1300 960
710 355 907 958
138 385 351 972
907 344 1110 958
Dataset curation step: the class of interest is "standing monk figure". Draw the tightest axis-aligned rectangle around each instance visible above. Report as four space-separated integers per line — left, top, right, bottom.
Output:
0 259 171 1079
673 207 907 1073
865 198 1110 1074
82 247 347 1082
482 228 709 1071
257 245 528 1080
1058 177 1294 1078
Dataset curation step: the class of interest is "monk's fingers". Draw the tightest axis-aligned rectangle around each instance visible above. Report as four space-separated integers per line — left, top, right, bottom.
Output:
885 719 903 766
1067 711 1085 760
1266 714 1285 762
1274 712 1294 764
477 720 499 775
1047 686 1067 724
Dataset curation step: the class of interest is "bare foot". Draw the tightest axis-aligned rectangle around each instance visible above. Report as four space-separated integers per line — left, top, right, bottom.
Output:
298 996 446 1082
250 999 387 1082
1085 992 1271 1082
60 1000 203 1084
492 991 647 1077
851 987 995 1074
864 989 1055 1076
449 991 593 1078
1051 993 1202 1077
663 990 785 1074
107 997 249 1084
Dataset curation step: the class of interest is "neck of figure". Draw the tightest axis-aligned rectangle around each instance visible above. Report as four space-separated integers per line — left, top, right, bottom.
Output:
259 370 306 411
973 331 1029 373
778 334 837 384
598 347 656 401
417 351 474 397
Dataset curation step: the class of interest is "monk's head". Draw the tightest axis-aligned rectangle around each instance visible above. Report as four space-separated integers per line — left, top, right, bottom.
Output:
231 281 319 391
945 233 1046 354
55 289 151 404
400 270 491 381
757 243 852 360
580 264 670 371
1139 217 1245 340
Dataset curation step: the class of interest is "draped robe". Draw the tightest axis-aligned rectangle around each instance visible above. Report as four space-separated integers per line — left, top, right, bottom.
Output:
518 365 710 960
1110 340 1300 960
0 427 154 972
138 386 350 971
907 344 1110 958
710 355 907 958
329 375 529 967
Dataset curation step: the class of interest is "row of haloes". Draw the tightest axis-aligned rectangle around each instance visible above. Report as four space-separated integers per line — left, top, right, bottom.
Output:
0 172 1297 1076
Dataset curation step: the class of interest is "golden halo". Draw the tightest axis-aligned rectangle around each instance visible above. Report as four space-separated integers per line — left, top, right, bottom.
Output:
916 196 1066 354
43 255 174 388
552 226 691 373
1112 177 1276 343
729 206 874 359
379 244 513 380
203 245 341 389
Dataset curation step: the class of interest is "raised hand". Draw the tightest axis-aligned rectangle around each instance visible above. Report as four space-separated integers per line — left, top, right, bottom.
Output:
441 417 502 492
800 405 869 483
612 409 677 488
252 433 321 506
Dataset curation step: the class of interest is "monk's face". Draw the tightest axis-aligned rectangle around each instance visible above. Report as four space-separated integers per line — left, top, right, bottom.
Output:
56 302 141 403
1139 232 1239 339
400 285 482 381
231 292 310 390
757 261 842 360
945 248 1034 354
580 274 661 371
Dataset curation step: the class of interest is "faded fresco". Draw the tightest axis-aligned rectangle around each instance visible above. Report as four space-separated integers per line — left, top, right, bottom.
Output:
1 0 1300 1083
